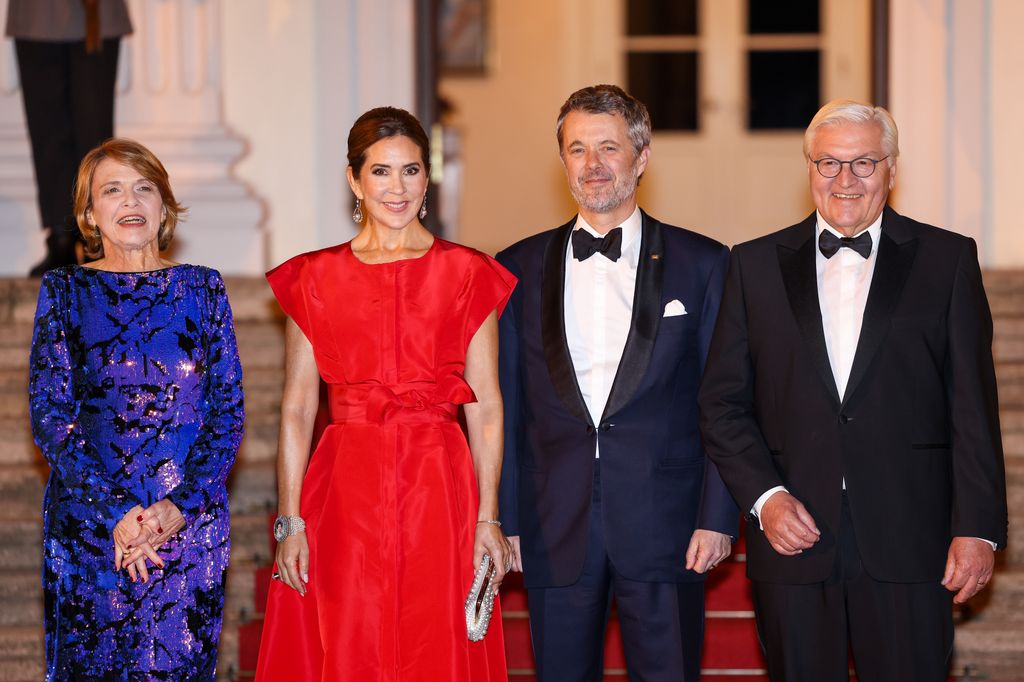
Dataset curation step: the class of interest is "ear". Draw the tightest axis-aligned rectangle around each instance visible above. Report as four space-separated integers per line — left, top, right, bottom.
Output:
635 146 651 177
887 158 897 191
345 166 363 200
85 209 93 226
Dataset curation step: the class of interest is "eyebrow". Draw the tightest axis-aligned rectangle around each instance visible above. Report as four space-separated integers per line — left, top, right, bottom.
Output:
369 161 422 169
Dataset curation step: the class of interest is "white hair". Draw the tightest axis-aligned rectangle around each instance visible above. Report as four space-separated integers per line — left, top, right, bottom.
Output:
803 99 899 161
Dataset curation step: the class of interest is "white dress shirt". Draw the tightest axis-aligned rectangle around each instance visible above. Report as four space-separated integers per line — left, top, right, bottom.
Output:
564 207 643 456
752 212 881 520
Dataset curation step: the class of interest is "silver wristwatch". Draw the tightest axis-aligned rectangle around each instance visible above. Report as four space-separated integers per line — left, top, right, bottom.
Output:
273 515 306 542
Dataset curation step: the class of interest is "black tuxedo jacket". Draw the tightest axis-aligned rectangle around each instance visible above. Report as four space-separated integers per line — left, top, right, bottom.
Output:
698 207 1008 584
497 211 737 588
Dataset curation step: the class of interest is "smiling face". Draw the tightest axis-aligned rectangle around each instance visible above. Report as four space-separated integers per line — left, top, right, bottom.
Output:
346 135 428 231
86 158 166 256
561 111 649 228
808 121 896 236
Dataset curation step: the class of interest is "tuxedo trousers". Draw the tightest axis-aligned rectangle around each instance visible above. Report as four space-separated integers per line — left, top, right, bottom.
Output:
752 494 953 682
15 38 120 230
526 464 705 682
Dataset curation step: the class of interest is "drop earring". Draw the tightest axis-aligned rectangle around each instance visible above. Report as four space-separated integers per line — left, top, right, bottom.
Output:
418 195 427 220
352 198 363 223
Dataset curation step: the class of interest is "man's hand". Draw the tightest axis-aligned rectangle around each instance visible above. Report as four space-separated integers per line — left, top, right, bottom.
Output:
686 529 732 573
508 535 523 573
760 491 820 556
942 537 995 604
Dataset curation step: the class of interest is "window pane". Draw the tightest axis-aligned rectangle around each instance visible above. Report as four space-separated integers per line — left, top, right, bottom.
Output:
748 50 819 130
748 0 819 34
628 51 699 131
628 0 698 36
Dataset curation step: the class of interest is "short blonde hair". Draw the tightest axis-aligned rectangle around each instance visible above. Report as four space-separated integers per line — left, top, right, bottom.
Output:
803 99 899 161
74 138 187 258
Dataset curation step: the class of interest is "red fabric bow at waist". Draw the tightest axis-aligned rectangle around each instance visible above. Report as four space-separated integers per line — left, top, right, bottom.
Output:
328 375 477 424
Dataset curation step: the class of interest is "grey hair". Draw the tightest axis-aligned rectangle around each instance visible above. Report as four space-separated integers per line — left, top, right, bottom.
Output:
803 99 899 160
556 84 652 157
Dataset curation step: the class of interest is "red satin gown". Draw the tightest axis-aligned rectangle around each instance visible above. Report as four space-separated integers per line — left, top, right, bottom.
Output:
255 239 516 681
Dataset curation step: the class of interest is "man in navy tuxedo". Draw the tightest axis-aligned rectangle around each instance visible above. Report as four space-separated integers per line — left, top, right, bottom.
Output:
699 100 1007 680
497 84 738 681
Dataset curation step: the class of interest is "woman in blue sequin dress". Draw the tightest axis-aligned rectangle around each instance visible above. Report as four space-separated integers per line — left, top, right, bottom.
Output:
28 138 244 681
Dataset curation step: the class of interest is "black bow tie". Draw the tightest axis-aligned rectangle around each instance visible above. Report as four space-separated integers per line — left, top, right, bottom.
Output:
818 230 872 259
572 227 622 262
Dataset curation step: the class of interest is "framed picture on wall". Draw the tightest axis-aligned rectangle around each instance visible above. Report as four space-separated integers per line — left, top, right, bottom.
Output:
440 0 488 74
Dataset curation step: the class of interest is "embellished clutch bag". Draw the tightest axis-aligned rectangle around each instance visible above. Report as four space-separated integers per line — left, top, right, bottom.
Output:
465 554 499 641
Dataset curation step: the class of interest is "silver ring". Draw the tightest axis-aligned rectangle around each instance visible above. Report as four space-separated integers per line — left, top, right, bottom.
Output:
272 572 281 581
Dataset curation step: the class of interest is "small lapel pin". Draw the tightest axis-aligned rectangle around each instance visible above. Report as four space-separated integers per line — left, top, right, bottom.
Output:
651 254 661 260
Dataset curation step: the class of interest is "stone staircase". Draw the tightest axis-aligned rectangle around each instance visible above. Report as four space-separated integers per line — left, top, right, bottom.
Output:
0 270 1020 681
954 270 1024 681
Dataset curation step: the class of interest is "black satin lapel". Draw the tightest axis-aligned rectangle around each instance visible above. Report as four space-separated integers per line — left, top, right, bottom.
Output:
541 223 592 425
602 214 664 420
778 235 841 405
842 231 917 407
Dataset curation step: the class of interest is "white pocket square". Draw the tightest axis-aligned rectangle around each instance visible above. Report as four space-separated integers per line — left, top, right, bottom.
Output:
663 299 687 317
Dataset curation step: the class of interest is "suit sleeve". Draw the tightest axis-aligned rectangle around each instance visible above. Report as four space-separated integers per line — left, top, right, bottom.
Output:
947 239 1008 546
496 250 523 536
698 248 786 513
696 245 740 537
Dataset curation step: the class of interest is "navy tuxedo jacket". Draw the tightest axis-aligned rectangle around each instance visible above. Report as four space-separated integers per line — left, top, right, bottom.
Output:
698 207 1008 584
497 211 738 588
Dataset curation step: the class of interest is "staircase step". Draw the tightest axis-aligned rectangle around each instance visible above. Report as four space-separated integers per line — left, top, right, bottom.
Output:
954 620 1024 681
0 656 44 682
0 627 42 661
967 569 1024 623
984 270 1024 318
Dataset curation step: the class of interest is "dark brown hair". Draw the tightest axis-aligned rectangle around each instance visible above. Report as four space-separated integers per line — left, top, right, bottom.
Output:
556 84 652 156
347 107 430 176
74 138 186 258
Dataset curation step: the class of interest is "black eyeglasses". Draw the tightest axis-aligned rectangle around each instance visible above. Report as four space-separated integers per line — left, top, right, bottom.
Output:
811 156 890 178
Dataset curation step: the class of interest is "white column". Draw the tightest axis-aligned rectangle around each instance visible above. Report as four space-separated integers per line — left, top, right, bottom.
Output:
889 0 991 261
0 0 43 273
118 0 264 273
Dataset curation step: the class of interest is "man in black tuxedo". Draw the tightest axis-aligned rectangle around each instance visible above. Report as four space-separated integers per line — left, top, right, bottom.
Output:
698 100 1008 681
497 85 737 682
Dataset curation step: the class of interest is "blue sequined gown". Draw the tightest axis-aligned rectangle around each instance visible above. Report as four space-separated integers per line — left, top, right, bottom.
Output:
29 265 244 681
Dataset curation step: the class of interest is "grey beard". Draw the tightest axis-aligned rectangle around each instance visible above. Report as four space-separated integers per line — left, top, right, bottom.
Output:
571 172 639 214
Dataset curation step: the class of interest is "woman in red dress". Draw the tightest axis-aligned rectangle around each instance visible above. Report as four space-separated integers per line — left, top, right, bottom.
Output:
255 107 515 681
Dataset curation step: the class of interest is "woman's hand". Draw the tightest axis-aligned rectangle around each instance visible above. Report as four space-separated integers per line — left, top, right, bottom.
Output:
473 521 512 588
275 533 310 596
133 499 186 549
112 505 145 569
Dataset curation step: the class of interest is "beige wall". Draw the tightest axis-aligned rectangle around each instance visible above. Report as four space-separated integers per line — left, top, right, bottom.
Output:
440 1 578 256
441 0 872 255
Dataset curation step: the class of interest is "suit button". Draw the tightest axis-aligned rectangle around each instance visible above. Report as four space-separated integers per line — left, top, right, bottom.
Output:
838 414 852 424
586 425 595 434
600 423 612 432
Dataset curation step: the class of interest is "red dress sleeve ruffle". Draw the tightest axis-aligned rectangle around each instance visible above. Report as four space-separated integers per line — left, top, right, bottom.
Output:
458 251 517 348
265 253 314 341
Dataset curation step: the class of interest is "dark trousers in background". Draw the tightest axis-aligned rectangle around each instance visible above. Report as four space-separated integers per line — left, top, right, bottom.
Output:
15 37 120 230
752 494 954 682
526 464 706 682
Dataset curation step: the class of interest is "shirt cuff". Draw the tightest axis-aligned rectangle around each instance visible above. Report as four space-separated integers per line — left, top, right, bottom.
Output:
972 537 998 551
750 486 788 530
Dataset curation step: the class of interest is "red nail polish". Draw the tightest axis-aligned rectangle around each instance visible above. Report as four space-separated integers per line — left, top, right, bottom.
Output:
158 527 164 534
137 515 143 522
126 545 132 550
